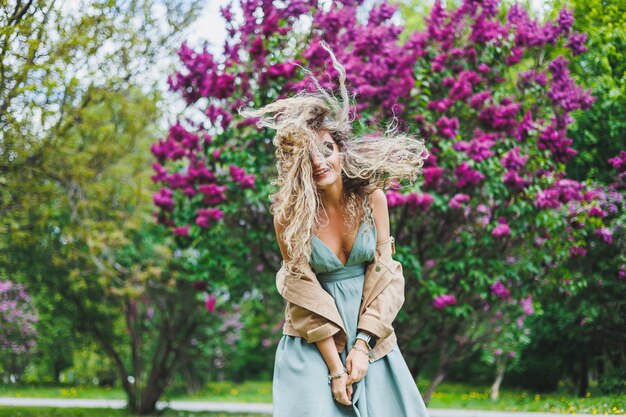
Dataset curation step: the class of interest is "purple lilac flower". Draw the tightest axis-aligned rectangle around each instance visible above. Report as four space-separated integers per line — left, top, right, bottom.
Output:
433 294 457 309
150 138 186 163
520 295 534 315
608 151 626 172
153 188 174 212
151 163 168 183
535 188 561 209
557 7 574 35
205 294 217 313
455 162 486 187
490 280 511 299
594 227 613 245
469 90 492 109
565 31 588 56
436 116 460 139
386 190 406 208
515 111 535 141
198 208 224 220
196 184 225 205
479 101 521 135
470 13 508 44
166 172 188 189
448 70 482 100
466 131 498 161
491 218 511 238
449 193 470 209
538 122 578 163
174 226 190 236
548 57 596 113
427 98 454 112
406 192 434 210
588 206 606 218
501 146 529 171
569 245 587 258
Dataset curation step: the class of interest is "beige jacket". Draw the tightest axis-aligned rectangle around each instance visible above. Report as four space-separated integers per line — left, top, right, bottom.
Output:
275 235 404 363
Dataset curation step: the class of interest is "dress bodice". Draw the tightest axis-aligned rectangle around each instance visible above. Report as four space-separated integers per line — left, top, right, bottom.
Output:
310 210 377 276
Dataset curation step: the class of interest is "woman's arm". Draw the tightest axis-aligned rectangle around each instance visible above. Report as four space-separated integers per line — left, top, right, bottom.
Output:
369 188 391 248
357 188 393 344
317 336 353 405
274 216 352 404
273 215 292 263
315 337 344 374
274 216 342 370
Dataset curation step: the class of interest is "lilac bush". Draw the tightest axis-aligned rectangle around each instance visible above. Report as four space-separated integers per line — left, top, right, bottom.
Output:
154 0 624 395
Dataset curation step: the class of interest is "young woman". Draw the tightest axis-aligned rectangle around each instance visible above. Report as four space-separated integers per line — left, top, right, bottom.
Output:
239 41 430 416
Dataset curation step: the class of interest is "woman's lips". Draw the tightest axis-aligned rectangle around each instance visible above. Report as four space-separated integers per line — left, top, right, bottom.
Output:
314 169 329 178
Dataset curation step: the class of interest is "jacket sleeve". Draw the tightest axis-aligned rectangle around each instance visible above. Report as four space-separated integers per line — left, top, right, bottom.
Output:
357 240 405 342
286 302 342 343
276 262 344 344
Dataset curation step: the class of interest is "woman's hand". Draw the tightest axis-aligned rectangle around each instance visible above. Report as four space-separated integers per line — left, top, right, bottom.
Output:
346 340 370 385
331 371 352 405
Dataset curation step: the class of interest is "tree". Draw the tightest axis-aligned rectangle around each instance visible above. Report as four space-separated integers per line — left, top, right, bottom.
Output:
0 1 226 414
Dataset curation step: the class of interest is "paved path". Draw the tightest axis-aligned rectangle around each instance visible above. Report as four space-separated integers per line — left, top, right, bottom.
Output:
0 397 602 416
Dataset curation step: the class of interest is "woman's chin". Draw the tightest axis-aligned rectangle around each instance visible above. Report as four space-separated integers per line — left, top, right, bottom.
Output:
314 174 338 188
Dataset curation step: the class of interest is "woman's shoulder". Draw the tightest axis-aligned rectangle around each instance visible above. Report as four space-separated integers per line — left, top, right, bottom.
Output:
368 188 386 205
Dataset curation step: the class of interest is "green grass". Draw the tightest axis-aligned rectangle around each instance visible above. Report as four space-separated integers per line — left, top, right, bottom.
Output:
0 385 124 400
0 408 266 417
167 381 272 403
423 380 625 415
1 380 624 415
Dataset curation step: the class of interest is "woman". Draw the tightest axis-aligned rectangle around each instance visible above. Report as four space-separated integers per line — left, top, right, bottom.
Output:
239 41 430 416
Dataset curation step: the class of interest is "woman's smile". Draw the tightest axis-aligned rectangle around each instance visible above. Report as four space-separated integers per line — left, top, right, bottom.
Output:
314 168 330 179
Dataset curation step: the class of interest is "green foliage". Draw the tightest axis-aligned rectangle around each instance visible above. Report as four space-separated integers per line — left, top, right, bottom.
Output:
566 0 626 182
0 0 214 414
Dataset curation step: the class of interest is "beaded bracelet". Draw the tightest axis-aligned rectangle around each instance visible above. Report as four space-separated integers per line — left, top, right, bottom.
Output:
328 367 348 385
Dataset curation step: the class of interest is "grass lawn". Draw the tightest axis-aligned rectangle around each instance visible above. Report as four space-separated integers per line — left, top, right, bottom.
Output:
0 380 624 415
424 380 625 414
0 408 266 417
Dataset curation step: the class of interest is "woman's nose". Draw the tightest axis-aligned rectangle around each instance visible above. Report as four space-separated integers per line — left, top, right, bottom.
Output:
309 148 324 168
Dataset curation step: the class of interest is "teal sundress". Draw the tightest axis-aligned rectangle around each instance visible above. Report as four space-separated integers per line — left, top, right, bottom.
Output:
272 201 430 417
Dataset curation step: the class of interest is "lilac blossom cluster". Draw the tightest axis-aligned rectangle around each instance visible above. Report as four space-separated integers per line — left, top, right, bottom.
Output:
150 120 254 234
0 281 38 356
433 293 457 309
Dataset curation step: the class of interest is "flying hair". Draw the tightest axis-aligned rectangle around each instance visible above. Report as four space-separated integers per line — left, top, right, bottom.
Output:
238 40 429 271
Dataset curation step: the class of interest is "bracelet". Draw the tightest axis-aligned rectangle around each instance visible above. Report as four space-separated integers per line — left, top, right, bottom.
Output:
351 345 371 357
328 367 348 385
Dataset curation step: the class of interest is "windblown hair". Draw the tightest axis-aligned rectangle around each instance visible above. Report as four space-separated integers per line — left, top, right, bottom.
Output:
238 41 429 272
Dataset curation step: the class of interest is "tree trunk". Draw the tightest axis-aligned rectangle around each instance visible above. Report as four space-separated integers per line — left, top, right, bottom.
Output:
423 365 447 404
577 354 589 397
182 365 202 395
490 357 506 400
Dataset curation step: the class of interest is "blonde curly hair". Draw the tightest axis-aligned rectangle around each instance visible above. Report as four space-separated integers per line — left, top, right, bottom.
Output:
238 41 429 271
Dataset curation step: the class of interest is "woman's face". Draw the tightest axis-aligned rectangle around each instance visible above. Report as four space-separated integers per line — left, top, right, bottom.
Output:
310 131 341 189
